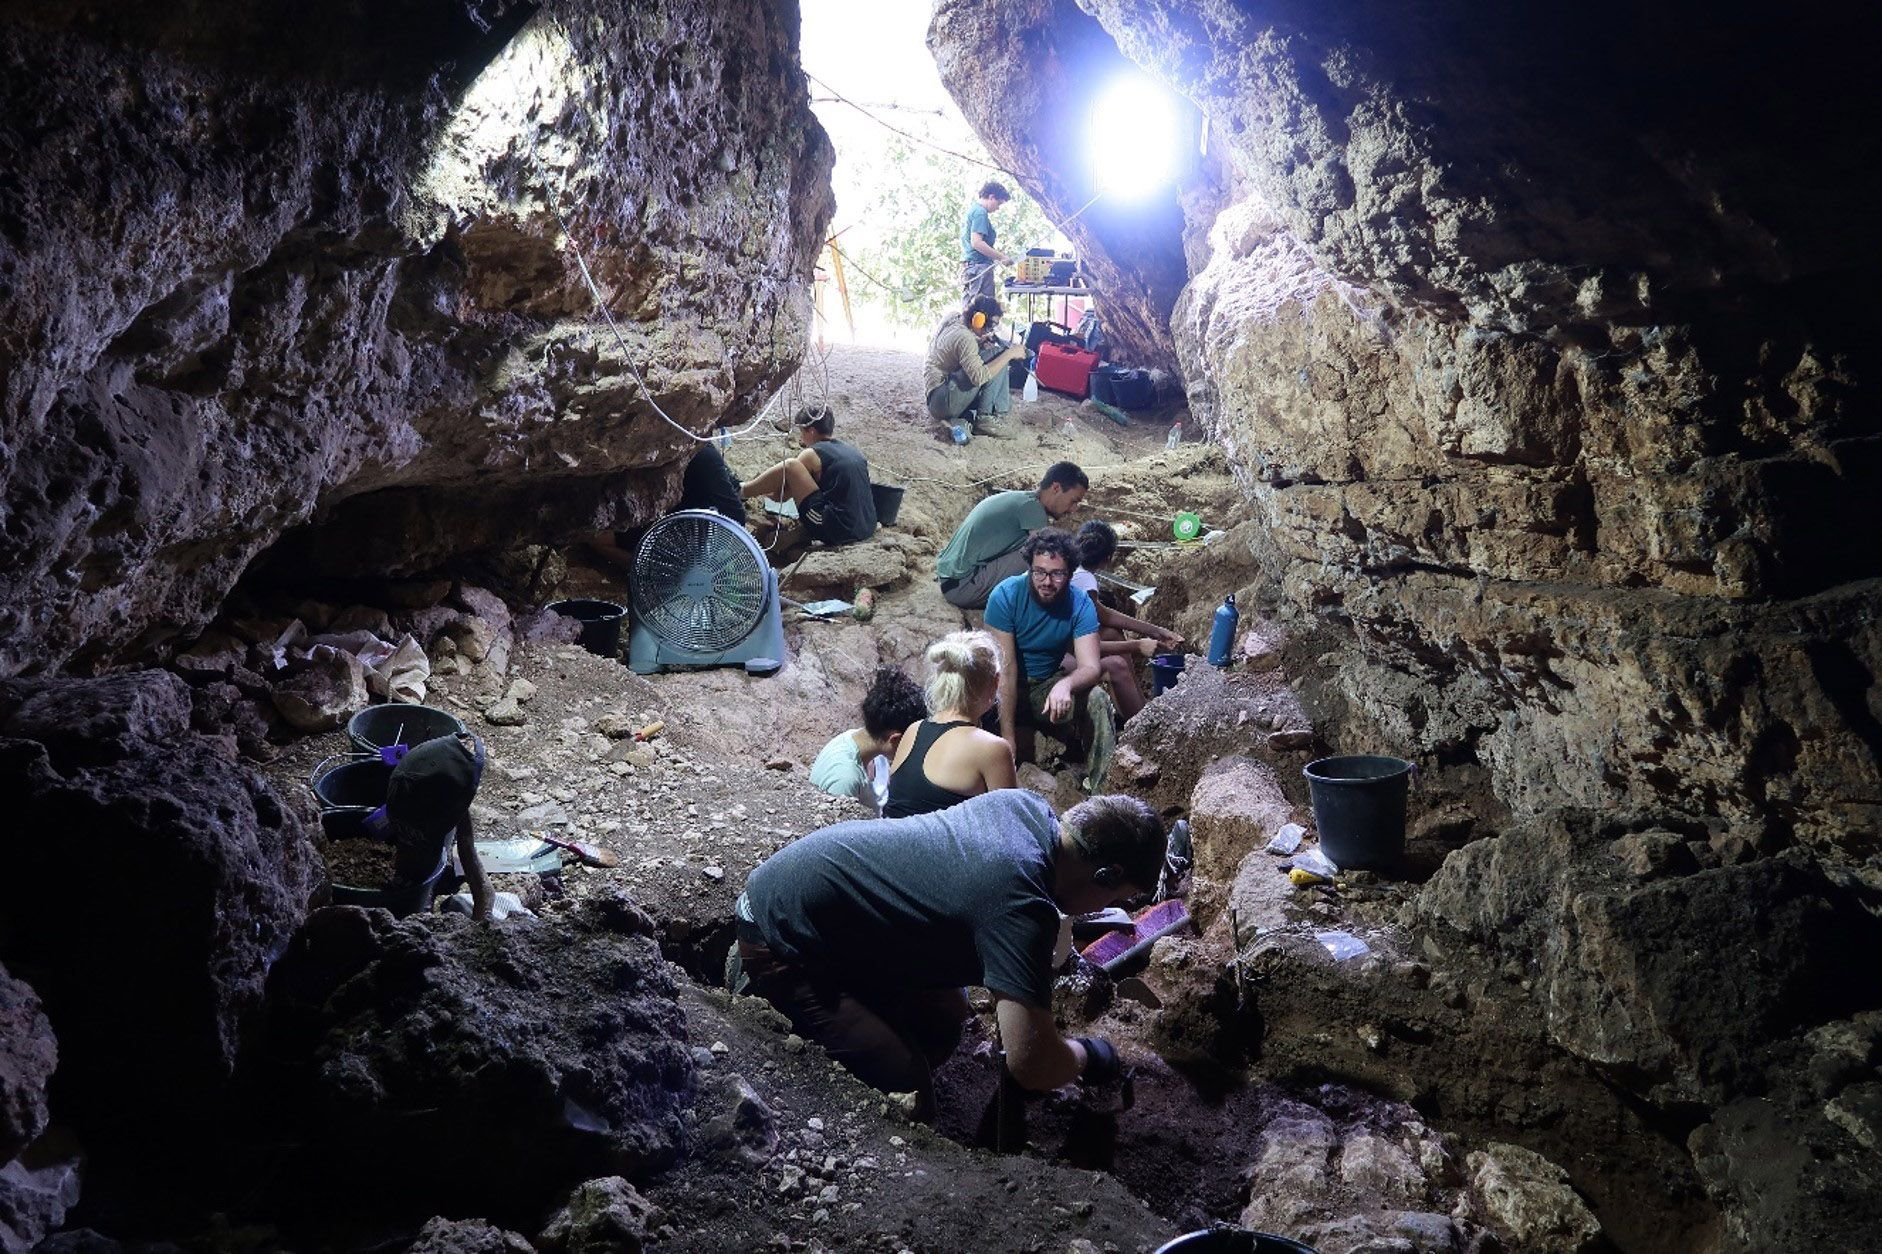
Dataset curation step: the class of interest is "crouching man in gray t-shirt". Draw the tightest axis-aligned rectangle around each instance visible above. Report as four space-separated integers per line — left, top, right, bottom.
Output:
734 790 1164 1117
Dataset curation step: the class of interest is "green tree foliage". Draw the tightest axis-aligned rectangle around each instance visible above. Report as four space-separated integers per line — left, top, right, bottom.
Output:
846 139 1062 333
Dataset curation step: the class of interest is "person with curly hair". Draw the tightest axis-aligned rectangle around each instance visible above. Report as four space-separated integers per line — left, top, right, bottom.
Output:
808 666 927 814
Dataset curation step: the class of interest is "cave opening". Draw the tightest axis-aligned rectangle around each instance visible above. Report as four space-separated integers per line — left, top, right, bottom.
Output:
2 2 1879 1253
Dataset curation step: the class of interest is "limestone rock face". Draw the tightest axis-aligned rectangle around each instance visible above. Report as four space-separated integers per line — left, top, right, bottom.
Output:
1419 811 1882 1106
0 0 834 677
260 899 694 1221
0 671 320 1197
995 0 1882 851
935 0 1879 847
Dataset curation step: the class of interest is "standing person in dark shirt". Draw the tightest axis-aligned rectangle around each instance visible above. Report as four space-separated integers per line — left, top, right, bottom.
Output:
739 404 877 546
733 791 1163 1116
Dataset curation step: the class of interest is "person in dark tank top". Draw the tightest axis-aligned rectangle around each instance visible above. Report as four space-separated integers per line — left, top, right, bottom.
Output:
737 403 877 545
885 629 1016 818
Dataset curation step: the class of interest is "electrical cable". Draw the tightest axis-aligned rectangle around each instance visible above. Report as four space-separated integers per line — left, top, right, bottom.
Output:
805 72 1012 175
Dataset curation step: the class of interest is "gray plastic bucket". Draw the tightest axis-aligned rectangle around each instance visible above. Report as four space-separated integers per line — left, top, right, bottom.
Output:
1154 1231 1317 1254
346 703 465 755
870 483 906 526
547 598 627 657
1150 653 1187 695
1303 755 1413 871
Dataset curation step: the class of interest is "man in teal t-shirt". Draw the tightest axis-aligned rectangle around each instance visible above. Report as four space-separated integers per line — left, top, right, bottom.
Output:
935 462 1088 610
960 181 1013 302
983 528 1102 759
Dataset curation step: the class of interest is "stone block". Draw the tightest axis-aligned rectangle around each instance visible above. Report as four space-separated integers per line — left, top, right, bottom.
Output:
537 1176 658 1254
0 966 55 1164
0 671 319 1213
262 899 694 1215
1189 755 1296 882
1467 1143 1600 1254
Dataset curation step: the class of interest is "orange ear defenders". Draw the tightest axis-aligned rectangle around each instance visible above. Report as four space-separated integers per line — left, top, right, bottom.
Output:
969 310 988 331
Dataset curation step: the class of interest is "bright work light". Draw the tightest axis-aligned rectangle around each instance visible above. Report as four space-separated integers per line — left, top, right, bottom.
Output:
1086 73 1186 199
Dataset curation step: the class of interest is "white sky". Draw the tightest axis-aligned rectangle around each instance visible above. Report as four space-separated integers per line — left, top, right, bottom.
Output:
799 0 961 123
798 0 989 347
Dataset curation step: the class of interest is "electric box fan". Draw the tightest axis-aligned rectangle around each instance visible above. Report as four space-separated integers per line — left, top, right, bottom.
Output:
627 509 786 675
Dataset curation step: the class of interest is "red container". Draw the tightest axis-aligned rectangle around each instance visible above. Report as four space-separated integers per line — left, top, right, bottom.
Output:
1034 341 1101 399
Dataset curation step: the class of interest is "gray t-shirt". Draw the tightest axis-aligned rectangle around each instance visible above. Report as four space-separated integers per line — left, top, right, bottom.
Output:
742 790 1062 1007
934 490 1049 582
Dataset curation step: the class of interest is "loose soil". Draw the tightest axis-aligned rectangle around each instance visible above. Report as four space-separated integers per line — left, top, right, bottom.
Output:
321 836 397 889
262 343 1712 1253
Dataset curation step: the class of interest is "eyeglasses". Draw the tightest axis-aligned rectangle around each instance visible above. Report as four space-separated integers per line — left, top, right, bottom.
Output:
1029 567 1070 583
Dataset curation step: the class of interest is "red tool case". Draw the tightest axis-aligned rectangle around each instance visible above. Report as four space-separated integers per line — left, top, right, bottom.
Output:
1033 341 1101 399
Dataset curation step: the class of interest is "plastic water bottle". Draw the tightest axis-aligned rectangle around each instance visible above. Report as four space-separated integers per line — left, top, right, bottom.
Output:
1061 414 1077 439
1166 421 1183 451
950 421 972 446
715 426 732 452
1206 593 1240 667
1022 371 1039 404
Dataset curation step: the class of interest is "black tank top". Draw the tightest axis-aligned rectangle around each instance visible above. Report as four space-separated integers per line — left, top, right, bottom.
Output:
884 719 977 819
810 438 877 542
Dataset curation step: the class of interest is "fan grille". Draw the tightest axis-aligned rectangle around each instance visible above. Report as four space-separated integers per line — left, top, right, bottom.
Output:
630 512 769 652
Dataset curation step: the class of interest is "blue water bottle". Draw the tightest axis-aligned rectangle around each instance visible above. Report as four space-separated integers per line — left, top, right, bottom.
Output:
1206 593 1240 666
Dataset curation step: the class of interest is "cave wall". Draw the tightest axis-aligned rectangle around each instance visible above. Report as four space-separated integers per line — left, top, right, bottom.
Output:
935 0 1881 856
0 0 834 678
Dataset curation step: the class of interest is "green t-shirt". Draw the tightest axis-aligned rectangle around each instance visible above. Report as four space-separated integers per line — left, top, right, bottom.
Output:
961 202 994 263
935 490 1048 582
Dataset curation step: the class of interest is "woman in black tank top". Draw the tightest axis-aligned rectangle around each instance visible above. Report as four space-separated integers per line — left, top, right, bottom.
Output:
885 631 1017 818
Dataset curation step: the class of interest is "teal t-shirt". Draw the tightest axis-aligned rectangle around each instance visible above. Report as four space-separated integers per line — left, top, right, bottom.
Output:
961 202 994 263
985 573 1099 682
935 490 1048 582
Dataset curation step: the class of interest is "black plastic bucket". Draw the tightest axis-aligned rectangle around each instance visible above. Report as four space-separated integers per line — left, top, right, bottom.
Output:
871 483 906 527
547 598 627 657
346 703 465 755
1303 754 1414 871
328 843 450 917
309 755 394 814
1154 1231 1317 1254
1150 652 1187 696
320 808 452 916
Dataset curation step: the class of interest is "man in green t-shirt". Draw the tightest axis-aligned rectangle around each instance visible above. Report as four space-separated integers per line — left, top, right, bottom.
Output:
934 461 1088 610
960 180 1013 303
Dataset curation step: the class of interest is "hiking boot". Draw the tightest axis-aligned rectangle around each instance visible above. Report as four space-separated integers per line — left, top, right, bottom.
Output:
972 410 1019 439
1082 688 1117 793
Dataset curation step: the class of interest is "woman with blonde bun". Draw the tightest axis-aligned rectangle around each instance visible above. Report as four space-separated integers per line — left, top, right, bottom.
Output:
884 631 1017 818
